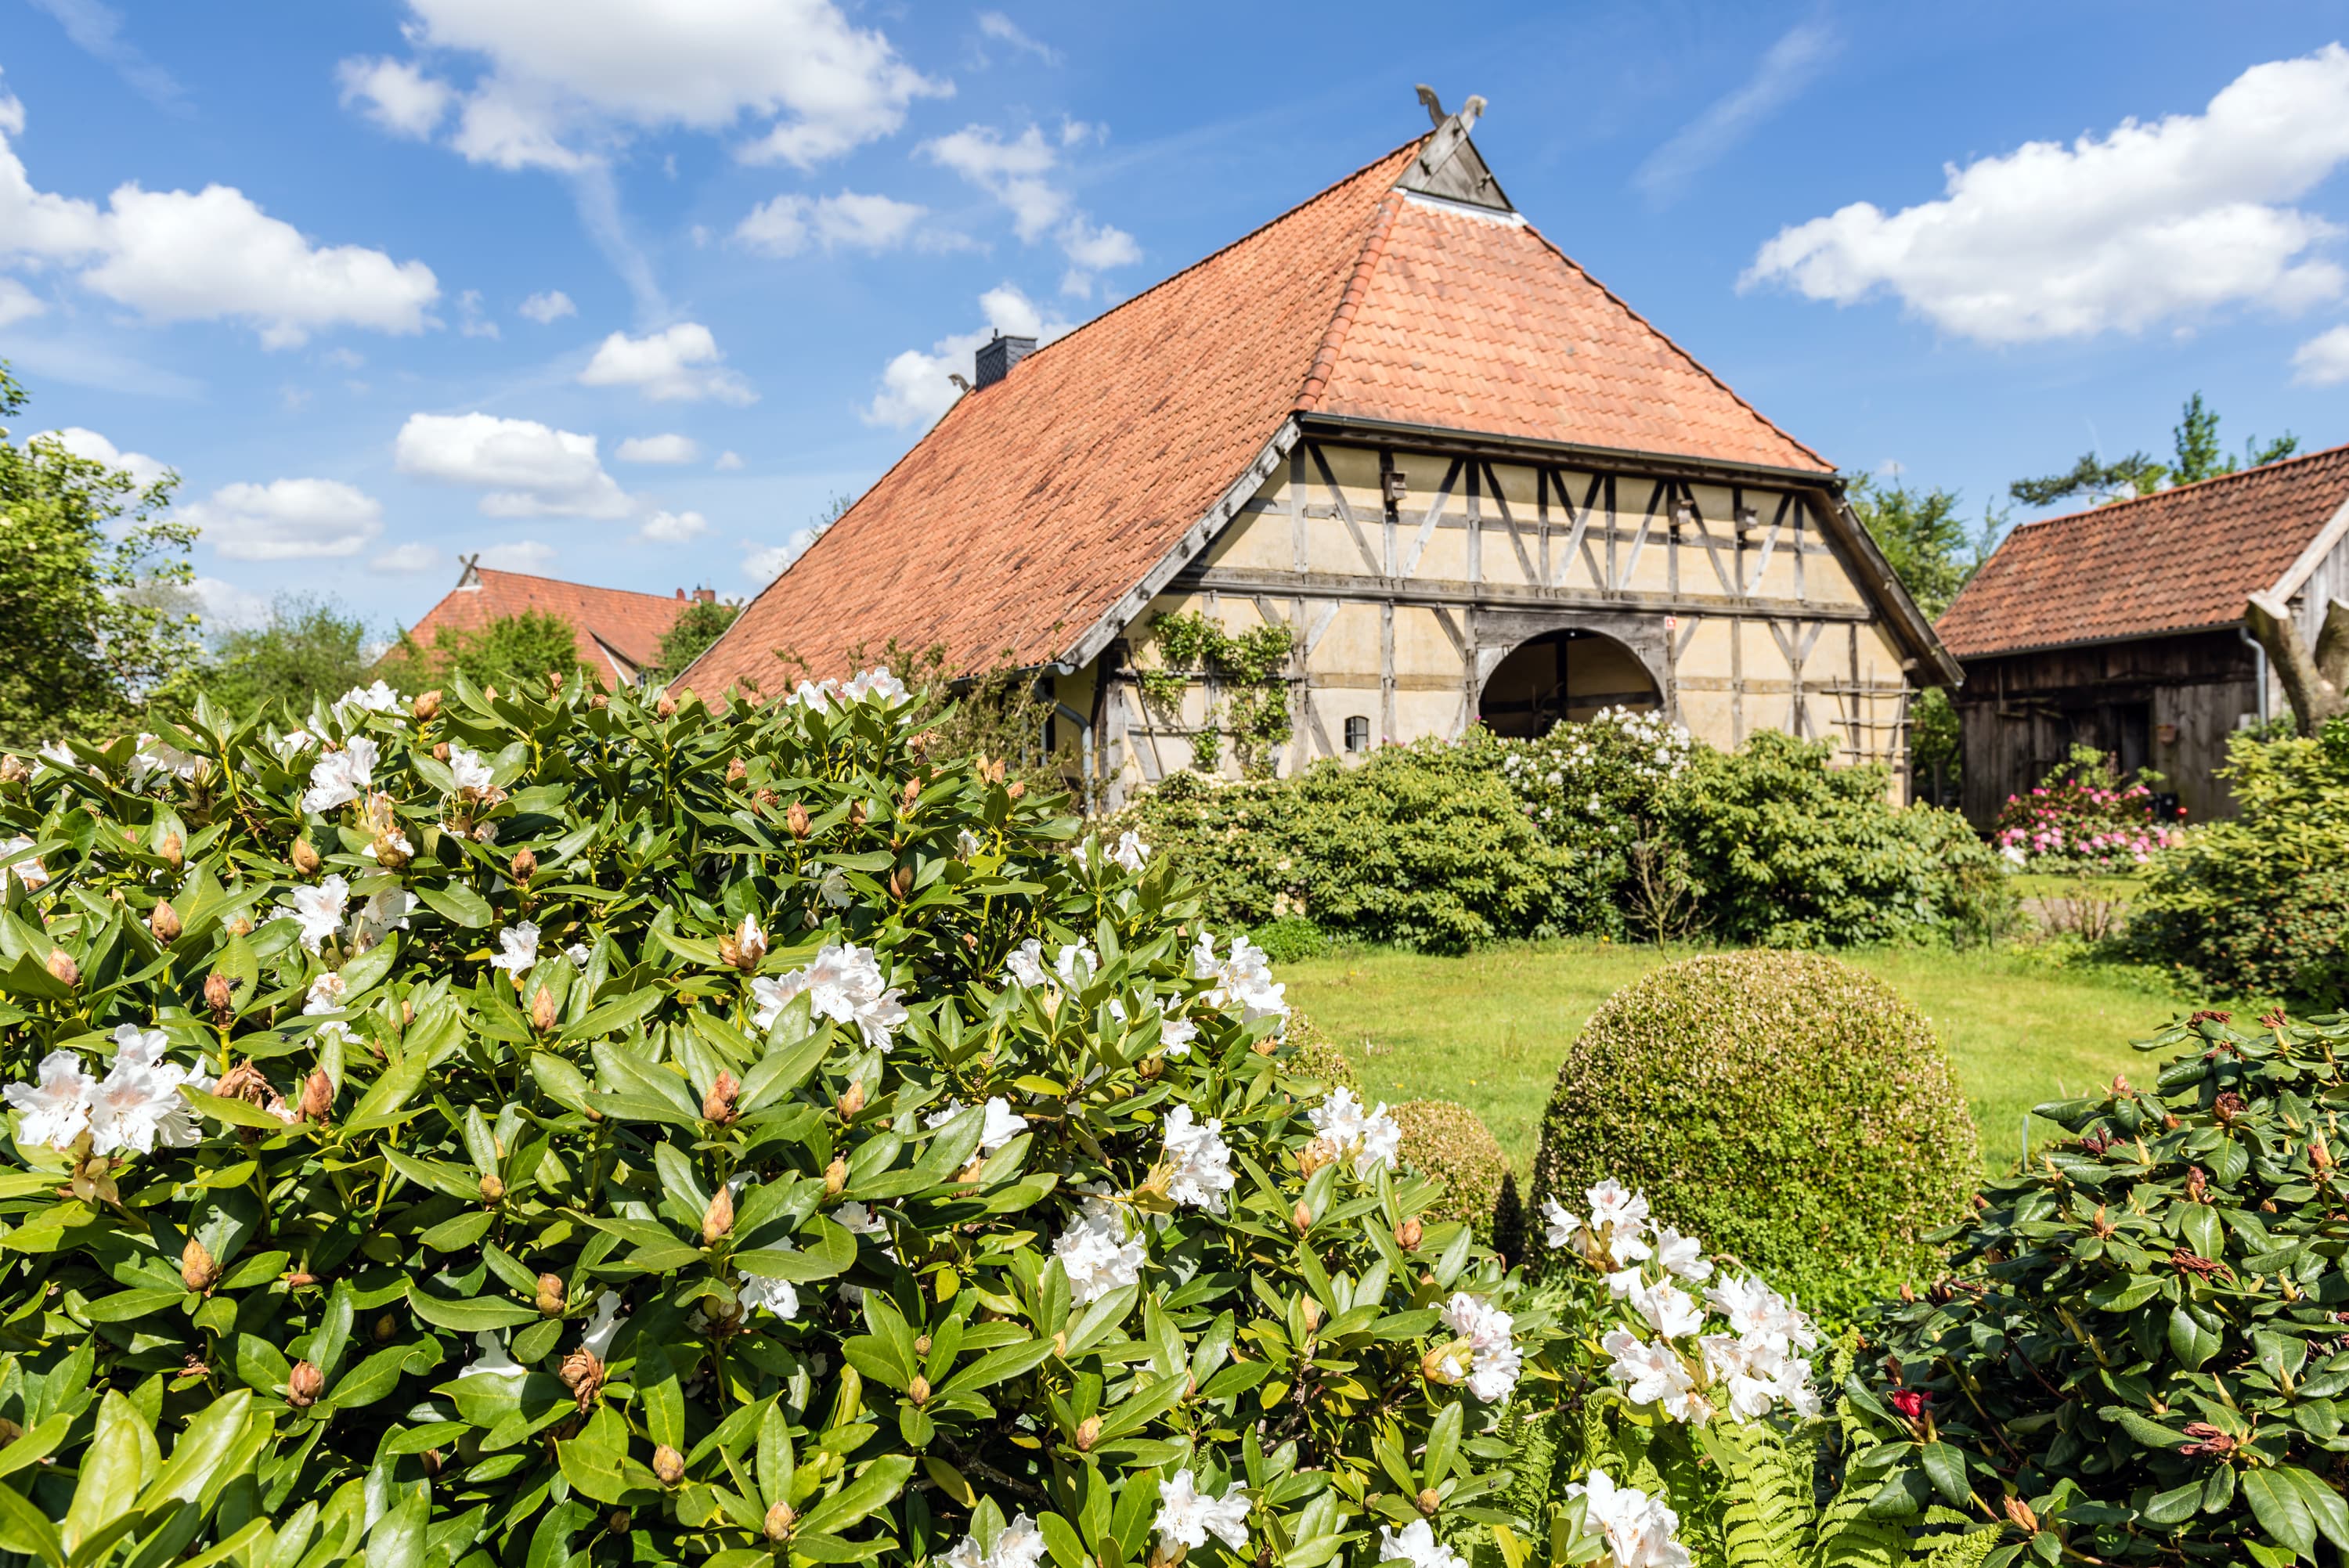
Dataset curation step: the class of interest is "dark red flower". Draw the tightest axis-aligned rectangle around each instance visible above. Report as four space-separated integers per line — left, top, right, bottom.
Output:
1889 1390 1928 1420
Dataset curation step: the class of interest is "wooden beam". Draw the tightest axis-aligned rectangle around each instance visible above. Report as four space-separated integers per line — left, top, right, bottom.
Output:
1398 457 1463 579
1380 602 1397 741
1308 442 1386 579
1175 564 1878 624
1485 461 1538 585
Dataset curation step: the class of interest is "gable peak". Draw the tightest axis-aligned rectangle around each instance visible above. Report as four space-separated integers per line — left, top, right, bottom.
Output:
1396 86 1510 212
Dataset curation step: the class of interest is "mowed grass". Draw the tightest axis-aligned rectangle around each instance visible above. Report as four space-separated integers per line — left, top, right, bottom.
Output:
1279 943 2199 1176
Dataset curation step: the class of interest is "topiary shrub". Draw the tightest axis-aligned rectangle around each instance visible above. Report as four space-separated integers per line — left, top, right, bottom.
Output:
1528 952 1979 1322
1390 1101 1510 1239
0 677 1568 1568
1864 1008 2349 1566
1281 1008 1359 1093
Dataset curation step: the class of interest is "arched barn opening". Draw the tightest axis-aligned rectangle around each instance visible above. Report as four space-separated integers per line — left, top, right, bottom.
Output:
1479 629 1662 739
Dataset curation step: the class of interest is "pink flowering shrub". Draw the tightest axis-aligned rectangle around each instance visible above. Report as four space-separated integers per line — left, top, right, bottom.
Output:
1991 750 2180 872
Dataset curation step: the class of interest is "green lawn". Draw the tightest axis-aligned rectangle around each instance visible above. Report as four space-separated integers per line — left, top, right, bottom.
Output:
1281 942 2199 1175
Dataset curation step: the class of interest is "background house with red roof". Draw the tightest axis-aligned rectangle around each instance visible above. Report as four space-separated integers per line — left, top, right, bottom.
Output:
687 96 1957 806
1936 444 2349 825
401 555 714 688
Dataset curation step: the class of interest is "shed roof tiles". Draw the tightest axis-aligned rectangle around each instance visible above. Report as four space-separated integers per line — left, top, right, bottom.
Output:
402 568 700 685
1936 443 2349 658
687 129 1832 694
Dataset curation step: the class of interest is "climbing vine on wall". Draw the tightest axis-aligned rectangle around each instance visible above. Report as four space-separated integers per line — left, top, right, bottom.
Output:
1135 610 1295 776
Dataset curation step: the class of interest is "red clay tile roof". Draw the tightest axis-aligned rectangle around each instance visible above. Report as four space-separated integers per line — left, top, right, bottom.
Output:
687 133 1831 694
402 568 698 685
1936 442 2349 658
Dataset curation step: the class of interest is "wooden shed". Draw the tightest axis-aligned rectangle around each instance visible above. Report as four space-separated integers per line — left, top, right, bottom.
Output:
686 101 1958 806
1936 444 2349 826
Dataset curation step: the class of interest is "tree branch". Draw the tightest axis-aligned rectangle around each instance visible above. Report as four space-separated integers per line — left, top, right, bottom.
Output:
2245 593 2347 733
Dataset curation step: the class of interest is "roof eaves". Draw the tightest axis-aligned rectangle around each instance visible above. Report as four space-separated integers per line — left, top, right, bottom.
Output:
1296 411 1842 488
1812 491 1965 688
1947 616 2250 662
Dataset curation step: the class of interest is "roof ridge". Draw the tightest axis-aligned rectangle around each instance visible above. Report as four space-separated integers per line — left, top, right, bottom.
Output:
1514 215 1833 472
473 565 684 603
2013 436 2349 530
1297 188 1408 412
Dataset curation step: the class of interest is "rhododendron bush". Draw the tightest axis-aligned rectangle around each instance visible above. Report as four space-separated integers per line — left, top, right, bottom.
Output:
0 678 1577 1568
1990 755 2181 874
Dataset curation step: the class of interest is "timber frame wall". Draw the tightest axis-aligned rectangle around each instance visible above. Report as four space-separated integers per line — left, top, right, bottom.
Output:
1073 420 1941 809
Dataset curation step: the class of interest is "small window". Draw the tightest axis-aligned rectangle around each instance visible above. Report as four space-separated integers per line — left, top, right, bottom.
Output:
1344 716 1370 753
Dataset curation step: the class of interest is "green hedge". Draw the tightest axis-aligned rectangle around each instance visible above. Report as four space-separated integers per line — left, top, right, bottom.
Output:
1391 1100 1511 1239
2129 718 2349 1005
1528 951 1979 1324
1117 722 2009 953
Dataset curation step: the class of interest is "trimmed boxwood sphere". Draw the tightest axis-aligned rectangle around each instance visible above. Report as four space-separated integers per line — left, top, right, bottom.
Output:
1529 951 1978 1320
1394 1098 1512 1238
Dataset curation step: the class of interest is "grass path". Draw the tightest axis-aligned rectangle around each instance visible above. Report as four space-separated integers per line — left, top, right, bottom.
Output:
1279 943 2199 1173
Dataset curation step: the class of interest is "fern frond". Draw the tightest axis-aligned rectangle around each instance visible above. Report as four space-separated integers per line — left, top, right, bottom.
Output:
1908 1527 1999 1568
1706 1422 1814 1568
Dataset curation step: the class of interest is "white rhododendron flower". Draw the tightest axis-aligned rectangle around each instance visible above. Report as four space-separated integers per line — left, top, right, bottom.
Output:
7 1027 213 1156
738 1270 799 1320
128 733 200 788
955 827 981 858
565 943 592 967
752 943 907 1050
1159 1013 1198 1057
944 1514 1046 1568
1650 1225 1711 1282
458 1331 521 1379
1564 1470 1690 1568
304 972 348 1015
347 889 419 952
1191 931 1289 1029
832 1201 887 1235
362 829 414 863
1541 1198 1581 1248
271 728 316 762
301 737 380 813
1 837 48 889
1440 1291 1522 1401
5 1051 99 1148
1629 1280 1704 1339
1586 1178 1649 1232
1155 1469 1250 1551
1378 1519 1463 1568
817 867 853 908
1109 829 1149 873
1160 1104 1235 1212
1604 1328 1694 1411
491 921 541 975
280 875 352 953
926 1097 1024 1155
1306 1087 1402 1177
581 1291 627 1358
1053 942 1098 989
336 680 402 714
1053 1193 1146 1303
842 666 907 704
449 745 495 794
1002 939 1050 989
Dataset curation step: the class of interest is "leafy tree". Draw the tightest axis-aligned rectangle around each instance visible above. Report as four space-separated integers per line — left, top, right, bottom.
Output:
0 362 200 748
647 596 740 684
193 594 373 714
2010 391 2298 508
377 609 591 694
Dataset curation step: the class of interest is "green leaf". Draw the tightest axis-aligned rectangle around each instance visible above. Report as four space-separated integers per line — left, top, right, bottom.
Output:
2167 1303 2221 1371
143 1390 252 1506
795 1454 915 1539
366 1491 429 1568
2243 1469 2315 1560
407 1281 538 1331
0 1482 63 1568
2280 1466 2349 1553
1917 1444 1971 1509
2178 1203 2223 1263
415 881 493 929
62 1393 147 1555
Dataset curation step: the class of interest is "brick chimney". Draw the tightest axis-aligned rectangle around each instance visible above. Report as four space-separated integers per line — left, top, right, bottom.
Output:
974 331 1035 389
694 587 716 604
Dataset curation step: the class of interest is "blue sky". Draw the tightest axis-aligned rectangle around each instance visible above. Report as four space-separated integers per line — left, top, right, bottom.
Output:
6 1 2349 636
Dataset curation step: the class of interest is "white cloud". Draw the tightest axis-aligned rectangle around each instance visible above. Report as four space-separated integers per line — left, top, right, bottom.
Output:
714 449 745 470
478 539 556 571
1635 23 1835 207
976 12 1060 66
349 0 947 173
2293 325 2349 386
0 275 43 326
734 189 931 256
639 509 710 543
518 288 576 323
31 426 171 490
919 120 1138 289
0 90 438 348
183 478 385 561
337 56 454 139
458 288 501 338
1745 45 2349 344
864 283 1068 428
617 433 701 463
189 576 270 631
394 411 633 517
922 124 1066 240
743 526 824 582
373 541 444 573
578 322 756 403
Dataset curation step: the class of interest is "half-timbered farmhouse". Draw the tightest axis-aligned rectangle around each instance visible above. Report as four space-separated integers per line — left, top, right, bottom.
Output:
686 101 1958 806
1937 444 2349 826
